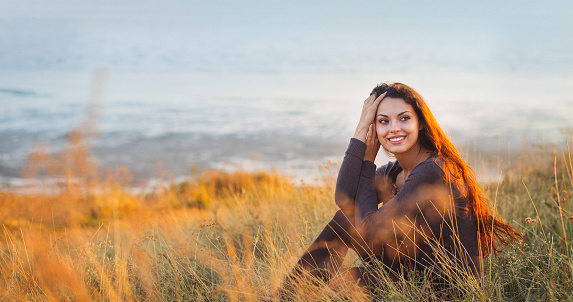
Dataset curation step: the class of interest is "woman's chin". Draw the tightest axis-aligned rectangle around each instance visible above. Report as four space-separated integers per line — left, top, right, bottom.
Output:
382 138 419 155
382 145 407 155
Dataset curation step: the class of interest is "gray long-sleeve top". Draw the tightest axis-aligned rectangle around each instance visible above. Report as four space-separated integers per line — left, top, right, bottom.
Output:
335 138 482 281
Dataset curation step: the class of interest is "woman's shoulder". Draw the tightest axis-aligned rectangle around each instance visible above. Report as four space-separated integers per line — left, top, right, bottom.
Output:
411 154 469 198
409 153 447 182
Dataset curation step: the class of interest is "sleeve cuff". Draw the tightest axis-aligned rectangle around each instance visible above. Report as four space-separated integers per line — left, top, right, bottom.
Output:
361 160 377 178
346 138 366 159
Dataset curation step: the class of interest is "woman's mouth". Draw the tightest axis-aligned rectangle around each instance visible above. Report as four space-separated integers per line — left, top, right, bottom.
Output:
388 136 406 143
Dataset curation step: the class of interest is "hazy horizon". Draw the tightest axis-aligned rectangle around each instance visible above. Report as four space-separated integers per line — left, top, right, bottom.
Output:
1 0 572 182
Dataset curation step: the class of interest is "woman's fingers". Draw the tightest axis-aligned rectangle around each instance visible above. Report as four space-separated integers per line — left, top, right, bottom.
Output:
370 122 378 143
373 91 387 107
362 91 387 118
367 123 379 144
363 93 376 105
364 123 380 162
354 90 386 142
365 91 387 118
368 123 379 143
367 123 373 140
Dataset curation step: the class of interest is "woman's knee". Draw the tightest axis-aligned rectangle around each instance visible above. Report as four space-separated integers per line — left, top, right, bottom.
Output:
325 210 359 242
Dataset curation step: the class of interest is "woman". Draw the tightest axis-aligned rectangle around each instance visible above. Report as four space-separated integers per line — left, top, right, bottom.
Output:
282 83 520 295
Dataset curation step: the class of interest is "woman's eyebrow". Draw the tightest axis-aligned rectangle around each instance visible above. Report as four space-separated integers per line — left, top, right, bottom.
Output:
377 111 411 117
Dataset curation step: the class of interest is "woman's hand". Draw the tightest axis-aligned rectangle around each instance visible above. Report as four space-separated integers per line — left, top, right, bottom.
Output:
364 123 380 163
353 91 387 143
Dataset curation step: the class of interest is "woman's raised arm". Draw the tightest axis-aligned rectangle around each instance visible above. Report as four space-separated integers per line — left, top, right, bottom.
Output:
335 92 386 214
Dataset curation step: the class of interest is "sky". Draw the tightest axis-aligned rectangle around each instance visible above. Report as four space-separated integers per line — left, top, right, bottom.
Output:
1 0 572 75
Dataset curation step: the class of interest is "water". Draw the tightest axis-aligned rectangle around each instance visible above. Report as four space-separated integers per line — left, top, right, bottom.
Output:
1 0 572 184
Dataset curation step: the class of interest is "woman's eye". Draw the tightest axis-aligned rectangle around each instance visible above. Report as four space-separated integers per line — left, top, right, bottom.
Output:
378 119 389 124
400 116 411 121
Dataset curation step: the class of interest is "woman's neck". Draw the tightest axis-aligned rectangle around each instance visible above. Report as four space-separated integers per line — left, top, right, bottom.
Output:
395 145 432 178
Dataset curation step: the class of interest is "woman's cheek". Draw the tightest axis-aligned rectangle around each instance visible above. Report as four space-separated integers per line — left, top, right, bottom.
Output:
376 126 386 142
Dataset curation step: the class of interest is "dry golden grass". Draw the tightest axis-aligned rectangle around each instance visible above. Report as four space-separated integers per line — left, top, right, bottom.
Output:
1 131 572 301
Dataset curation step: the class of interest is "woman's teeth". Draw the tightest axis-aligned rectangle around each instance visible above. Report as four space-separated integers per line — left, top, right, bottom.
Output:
389 136 405 142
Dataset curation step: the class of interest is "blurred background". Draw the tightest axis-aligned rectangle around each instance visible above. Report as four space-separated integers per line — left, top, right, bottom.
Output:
1 0 572 184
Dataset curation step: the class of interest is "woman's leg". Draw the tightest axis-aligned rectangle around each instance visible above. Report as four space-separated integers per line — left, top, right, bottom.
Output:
293 210 354 280
328 267 370 299
280 210 366 296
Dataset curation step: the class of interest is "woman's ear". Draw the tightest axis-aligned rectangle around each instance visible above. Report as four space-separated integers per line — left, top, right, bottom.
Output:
418 123 424 131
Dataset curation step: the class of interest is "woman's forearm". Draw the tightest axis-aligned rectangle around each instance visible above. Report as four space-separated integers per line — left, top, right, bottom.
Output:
339 92 385 211
354 162 379 228
355 178 379 223
335 139 366 211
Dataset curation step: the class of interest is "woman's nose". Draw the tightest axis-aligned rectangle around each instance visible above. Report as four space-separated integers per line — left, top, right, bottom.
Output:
390 121 400 132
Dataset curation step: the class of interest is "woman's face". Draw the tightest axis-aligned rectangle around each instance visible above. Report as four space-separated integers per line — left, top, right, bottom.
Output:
375 97 422 155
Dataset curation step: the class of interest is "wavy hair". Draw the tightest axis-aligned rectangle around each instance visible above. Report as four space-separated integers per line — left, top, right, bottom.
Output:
371 82 521 257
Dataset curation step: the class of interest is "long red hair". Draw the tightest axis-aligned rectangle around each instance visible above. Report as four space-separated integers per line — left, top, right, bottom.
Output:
372 82 521 257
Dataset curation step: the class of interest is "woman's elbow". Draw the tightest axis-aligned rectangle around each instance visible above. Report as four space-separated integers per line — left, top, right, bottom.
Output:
336 200 355 216
334 191 353 208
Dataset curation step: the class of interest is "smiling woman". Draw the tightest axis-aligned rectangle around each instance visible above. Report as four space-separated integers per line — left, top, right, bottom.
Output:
280 82 522 297
375 96 422 155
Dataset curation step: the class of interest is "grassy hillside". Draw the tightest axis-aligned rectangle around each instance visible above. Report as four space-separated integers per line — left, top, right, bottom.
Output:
1 134 572 301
